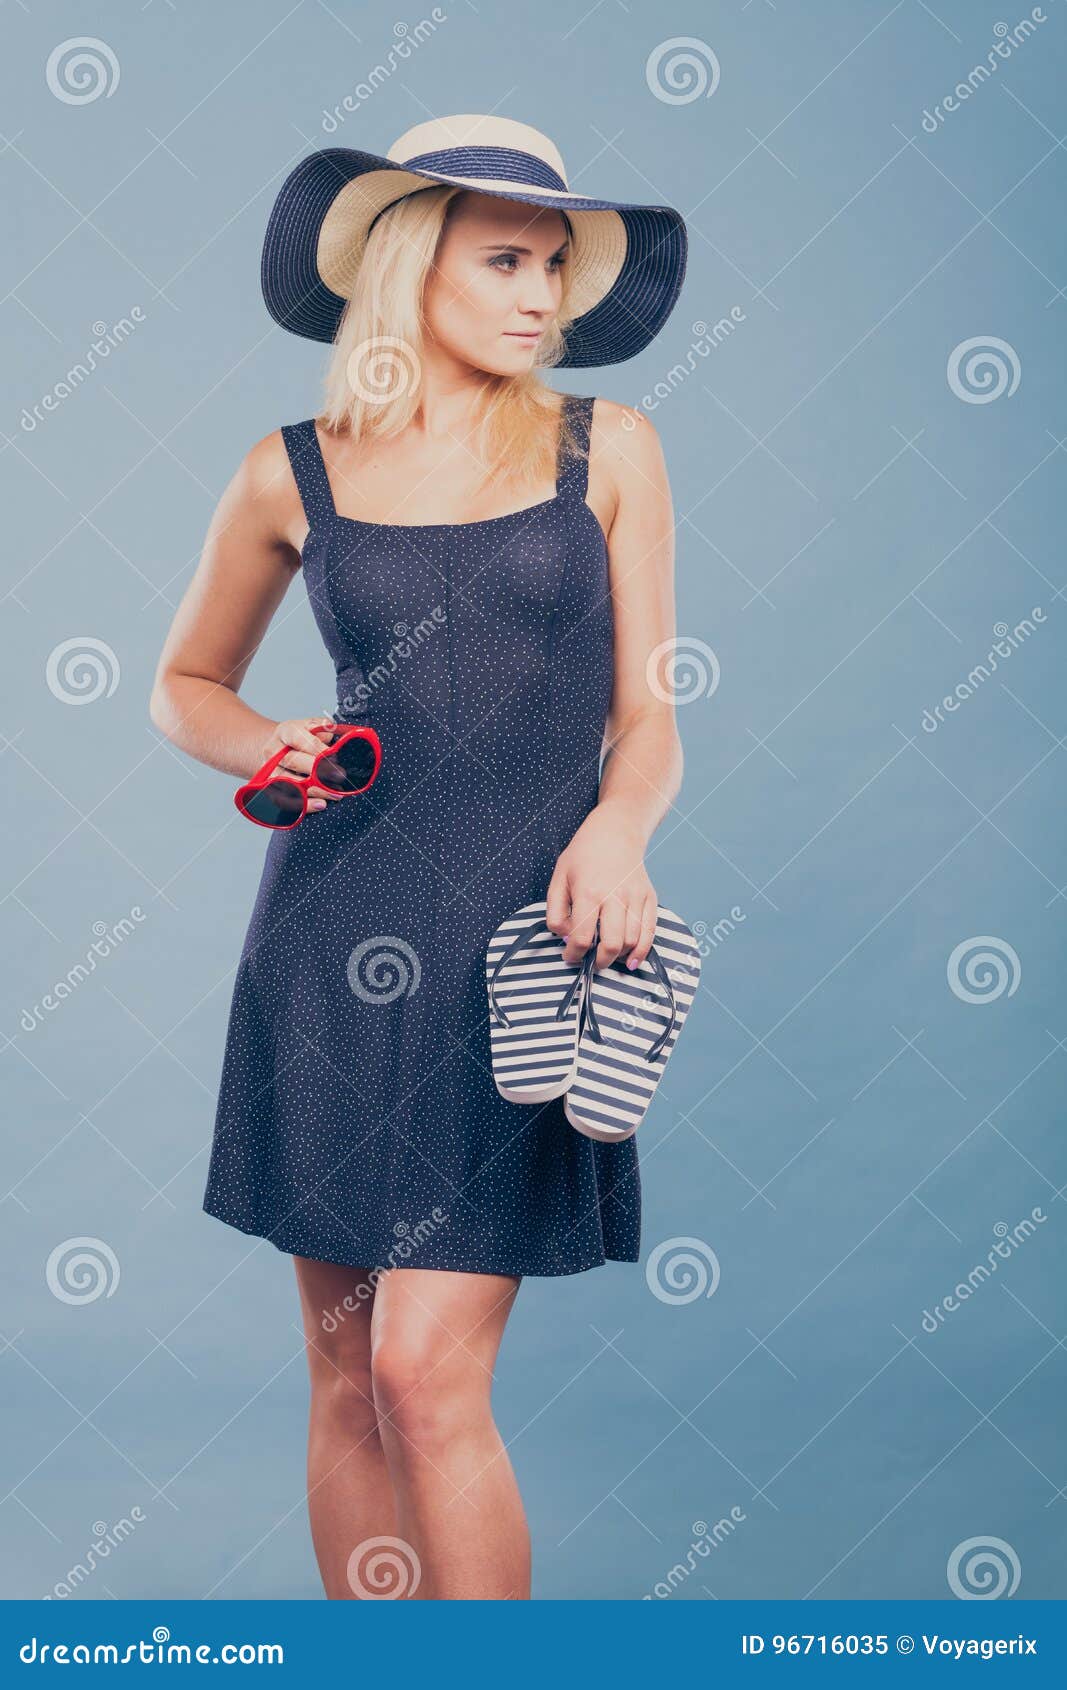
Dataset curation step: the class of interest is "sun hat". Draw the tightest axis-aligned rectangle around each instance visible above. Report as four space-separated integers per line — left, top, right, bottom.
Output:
260 113 688 368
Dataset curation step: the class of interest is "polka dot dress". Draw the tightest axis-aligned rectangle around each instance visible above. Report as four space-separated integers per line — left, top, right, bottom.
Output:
202 394 640 1276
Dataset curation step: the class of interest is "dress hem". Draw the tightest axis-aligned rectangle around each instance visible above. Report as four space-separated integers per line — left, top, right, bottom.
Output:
202 1201 639 1279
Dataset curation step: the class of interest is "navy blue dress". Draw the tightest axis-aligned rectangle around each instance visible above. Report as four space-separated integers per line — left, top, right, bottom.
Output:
203 393 641 1276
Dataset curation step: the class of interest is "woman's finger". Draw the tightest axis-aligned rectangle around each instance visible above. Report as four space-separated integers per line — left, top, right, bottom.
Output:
561 887 599 965
545 862 572 937
622 898 643 960
628 892 659 970
285 717 336 758
595 897 626 970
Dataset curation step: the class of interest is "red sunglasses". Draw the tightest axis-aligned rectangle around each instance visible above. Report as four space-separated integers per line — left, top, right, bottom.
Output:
234 723 382 829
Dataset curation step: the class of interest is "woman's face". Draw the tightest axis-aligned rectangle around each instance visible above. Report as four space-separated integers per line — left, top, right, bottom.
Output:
422 192 569 375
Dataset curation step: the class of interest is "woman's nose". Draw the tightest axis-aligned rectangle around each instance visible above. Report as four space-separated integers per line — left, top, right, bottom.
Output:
518 272 557 315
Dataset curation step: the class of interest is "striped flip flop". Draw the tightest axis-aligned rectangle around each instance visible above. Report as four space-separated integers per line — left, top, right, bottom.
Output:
485 900 587 1103
563 907 701 1142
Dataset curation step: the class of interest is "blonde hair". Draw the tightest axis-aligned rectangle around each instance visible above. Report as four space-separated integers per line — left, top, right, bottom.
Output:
318 185 584 491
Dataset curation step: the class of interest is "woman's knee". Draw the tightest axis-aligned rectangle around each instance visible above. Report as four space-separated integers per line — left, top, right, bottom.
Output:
370 1328 486 1448
303 1315 377 1426
295 1259 377 1414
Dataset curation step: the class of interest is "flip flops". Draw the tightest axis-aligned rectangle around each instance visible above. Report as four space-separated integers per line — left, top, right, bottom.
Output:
485 900 587 1102
563 907 701 1142
486 900 700 1138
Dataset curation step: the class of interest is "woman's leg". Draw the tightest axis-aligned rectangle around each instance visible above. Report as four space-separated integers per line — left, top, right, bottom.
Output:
293 1256 397 1599
370 1267 529 1601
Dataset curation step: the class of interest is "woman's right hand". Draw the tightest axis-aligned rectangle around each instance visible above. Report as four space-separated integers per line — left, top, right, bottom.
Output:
258 715 342 812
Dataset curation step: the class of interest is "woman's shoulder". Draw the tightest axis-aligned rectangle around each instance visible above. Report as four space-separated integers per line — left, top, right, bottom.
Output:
239 422 304 481
220 424 309 544
583 395 666 483
242 419 330 489
582 392 658 427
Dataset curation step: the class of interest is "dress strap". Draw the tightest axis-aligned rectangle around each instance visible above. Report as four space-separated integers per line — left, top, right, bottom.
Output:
555 393 594 502
280 419 337 528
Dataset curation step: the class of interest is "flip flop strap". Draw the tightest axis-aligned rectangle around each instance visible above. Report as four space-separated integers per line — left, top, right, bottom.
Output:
488 916 575 1029
556 961 586 1022
579 947 603 1044
641 944 679 1063
582 942 678 1063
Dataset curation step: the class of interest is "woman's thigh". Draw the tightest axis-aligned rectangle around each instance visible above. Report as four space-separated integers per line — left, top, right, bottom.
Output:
294 1256 379 1395
370 1268 521 1413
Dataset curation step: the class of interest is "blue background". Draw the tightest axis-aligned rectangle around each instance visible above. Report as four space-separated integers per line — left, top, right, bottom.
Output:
1 0 1064 1601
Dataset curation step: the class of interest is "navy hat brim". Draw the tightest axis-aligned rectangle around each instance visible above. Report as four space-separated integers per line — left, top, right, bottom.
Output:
260 148 687 369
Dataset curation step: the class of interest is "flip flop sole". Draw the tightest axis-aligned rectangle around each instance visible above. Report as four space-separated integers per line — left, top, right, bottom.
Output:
564 908 701 1141
486 901 585 1103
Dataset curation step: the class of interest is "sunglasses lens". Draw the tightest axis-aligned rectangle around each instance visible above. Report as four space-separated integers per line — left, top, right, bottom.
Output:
241 779 304 827
316 736 378 793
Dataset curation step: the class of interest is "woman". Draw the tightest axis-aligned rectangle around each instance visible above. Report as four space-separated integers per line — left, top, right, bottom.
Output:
150 115 687 1601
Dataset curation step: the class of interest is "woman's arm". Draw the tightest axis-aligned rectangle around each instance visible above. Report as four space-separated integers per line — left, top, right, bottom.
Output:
547 402 683 970
148 430 340 802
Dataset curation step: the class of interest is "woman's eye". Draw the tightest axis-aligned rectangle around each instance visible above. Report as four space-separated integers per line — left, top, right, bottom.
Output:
489 253 566 273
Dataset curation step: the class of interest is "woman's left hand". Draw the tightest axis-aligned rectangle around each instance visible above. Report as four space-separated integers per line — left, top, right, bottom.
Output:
546 806 658 972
